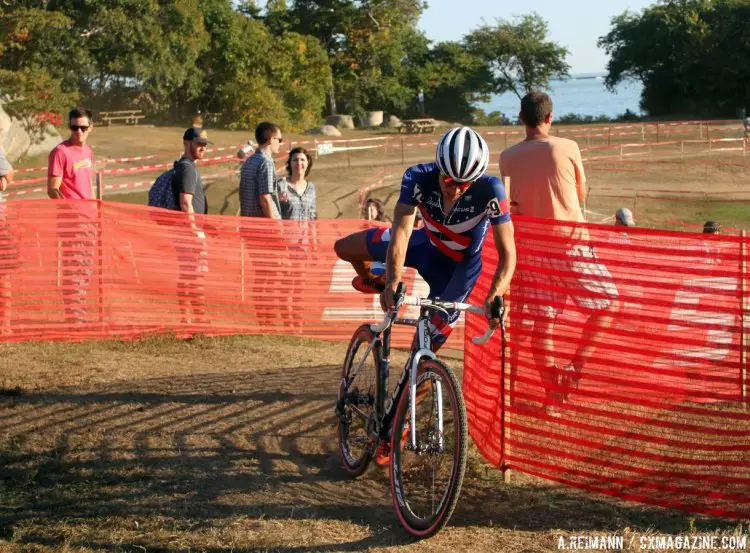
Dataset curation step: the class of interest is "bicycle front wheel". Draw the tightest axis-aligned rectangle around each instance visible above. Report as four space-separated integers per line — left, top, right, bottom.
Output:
337 324 382 476
390 358 468 538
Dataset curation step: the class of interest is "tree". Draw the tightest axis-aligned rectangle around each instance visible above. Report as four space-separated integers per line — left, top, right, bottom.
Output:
597 0 750 117
0 7 78 143
464 13 570 100
277 0 426 116
46 0 209 114
418 41 492 123
194 1 330 131
598 0 714 116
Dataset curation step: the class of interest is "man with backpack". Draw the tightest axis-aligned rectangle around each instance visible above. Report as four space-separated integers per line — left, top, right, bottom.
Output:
149 127 212 327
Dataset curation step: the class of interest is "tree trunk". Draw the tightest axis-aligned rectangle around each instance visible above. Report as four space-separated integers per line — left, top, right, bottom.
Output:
327 72 337 116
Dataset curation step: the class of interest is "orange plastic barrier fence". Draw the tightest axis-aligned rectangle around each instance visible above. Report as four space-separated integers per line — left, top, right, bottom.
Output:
465 217 750 519
0 200 445 347
2 201 749 519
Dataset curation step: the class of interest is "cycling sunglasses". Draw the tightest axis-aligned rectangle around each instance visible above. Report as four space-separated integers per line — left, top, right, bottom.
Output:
441 174 473 190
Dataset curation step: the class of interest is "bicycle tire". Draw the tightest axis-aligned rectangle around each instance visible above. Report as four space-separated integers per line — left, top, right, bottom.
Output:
337 324 382 476
389 358 468 538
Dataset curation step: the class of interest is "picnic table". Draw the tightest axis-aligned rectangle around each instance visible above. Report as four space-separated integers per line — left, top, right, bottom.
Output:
99 110 145 126
399 118 437 134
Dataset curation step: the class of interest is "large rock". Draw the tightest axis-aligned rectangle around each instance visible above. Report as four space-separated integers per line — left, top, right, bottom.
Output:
325 114 355 129
357 110 384 128
0 104 62 163
305 125 342 137
382 115 402 128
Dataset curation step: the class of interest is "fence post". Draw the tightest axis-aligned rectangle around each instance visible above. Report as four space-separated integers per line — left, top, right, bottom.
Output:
313 139 318 160
97 198 104 325
656 122 660 143
346 141 352 168
742 230 748 408
95 171 103 200
240 232 245 304
501 175 512 483
619 144 624 161
400 137 405 164
607 125 611 146
680 141 684 161
632 190 639 220
699 122 704 140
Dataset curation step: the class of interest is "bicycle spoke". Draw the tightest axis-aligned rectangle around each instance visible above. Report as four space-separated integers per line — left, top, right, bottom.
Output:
337 325 381 476
390 359 467 538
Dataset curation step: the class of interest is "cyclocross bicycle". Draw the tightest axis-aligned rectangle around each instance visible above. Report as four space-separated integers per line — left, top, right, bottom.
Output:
335 283 503 538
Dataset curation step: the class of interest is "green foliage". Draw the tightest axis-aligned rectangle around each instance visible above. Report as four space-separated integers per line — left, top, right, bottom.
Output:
420 41 491 123
0 7 78 140
282 0 426 116
465 13 570 100
599 0 750 117
473 109 512 126
556 112 612 124
0 66 78 143
0 1 575 135
195 1 330 131
270 33 331 130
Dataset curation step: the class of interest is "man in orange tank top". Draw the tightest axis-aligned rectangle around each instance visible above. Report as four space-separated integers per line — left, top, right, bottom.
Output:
500 92 620 416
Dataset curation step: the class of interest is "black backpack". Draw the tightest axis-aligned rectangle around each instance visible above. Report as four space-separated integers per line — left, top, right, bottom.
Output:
148 161 181 210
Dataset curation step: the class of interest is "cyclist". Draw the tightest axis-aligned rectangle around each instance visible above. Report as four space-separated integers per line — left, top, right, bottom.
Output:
335 126 517 351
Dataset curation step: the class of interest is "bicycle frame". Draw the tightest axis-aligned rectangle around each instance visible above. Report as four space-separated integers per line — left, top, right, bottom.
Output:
343 292 501 453
374 310 438 450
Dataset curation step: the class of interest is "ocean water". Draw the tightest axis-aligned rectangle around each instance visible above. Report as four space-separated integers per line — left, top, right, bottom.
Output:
478 73 644 120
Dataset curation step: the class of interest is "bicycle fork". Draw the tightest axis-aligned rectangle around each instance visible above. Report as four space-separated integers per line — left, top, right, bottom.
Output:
408 317 438 451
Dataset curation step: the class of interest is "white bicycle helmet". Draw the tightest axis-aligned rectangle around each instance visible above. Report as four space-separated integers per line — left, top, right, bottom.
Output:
435 126 489 183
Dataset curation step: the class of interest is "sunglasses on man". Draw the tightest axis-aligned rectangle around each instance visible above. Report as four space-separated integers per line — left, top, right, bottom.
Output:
441 174 472 190
70 125 90 132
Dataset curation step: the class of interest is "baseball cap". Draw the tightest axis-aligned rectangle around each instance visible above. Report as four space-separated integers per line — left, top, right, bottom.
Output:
183 127 212 145
703 220 721 234
615 207 635 226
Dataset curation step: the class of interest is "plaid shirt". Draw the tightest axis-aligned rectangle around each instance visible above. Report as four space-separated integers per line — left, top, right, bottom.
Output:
239 150 278 217
279 179 317 221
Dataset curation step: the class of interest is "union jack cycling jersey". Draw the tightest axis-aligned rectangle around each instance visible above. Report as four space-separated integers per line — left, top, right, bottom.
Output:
399 162 511 264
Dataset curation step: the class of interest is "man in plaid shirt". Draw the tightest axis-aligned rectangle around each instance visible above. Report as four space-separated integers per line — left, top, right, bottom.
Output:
239 122 283 218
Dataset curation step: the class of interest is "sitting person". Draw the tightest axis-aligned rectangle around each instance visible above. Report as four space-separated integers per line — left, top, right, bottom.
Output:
614 207 635 227
703 220 721 235
361 197 390 223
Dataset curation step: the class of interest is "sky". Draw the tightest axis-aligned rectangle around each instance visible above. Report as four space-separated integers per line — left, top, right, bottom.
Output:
251 0 655 74
418 0 654 74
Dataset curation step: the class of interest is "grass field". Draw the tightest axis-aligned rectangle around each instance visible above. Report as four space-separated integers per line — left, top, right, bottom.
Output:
1 334 748 552
11 120 750 230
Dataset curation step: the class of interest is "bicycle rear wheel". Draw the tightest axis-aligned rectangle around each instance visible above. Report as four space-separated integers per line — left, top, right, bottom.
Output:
337 325 382 476
390 358 467 538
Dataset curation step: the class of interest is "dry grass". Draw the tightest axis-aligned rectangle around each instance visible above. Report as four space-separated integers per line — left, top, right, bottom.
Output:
1 334 747 552
15 121 750 228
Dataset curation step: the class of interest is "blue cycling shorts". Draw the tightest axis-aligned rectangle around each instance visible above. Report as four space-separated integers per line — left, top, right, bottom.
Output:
365 227 482 348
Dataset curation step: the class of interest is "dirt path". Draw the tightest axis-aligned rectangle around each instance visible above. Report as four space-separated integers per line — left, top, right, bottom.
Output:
0 335 735 552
